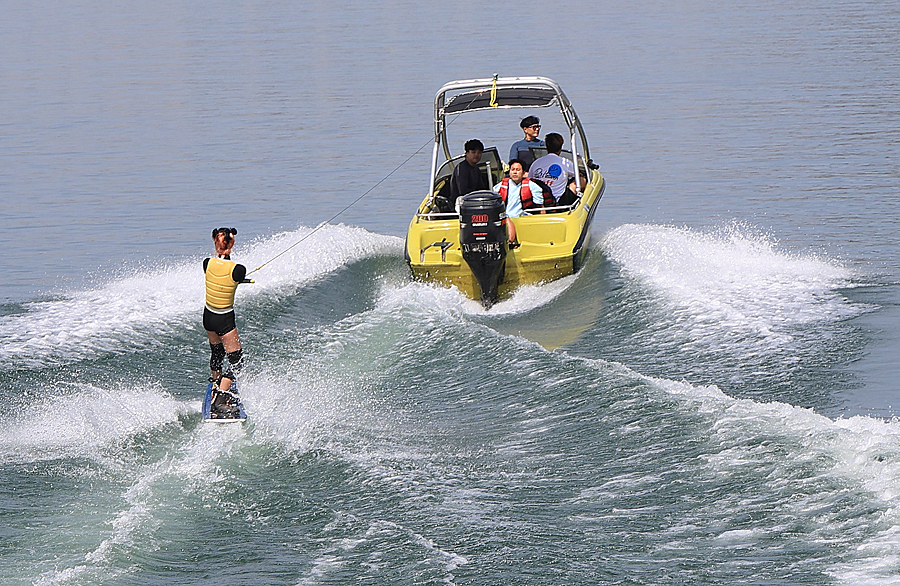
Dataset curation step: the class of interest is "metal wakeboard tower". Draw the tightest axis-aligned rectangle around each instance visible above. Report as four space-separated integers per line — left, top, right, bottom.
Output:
427 75 591 206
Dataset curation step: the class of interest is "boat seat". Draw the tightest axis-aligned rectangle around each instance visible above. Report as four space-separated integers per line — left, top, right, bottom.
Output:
555 185 578 208
522 146 547 172
432 179 453 213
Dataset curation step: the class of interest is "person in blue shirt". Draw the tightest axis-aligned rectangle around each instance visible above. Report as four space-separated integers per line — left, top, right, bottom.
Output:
508 116 545 171
493 158 543 247
493 159 538 218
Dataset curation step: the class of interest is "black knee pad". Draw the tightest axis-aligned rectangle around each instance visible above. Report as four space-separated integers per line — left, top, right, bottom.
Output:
209 343 226 371
223 349 243 380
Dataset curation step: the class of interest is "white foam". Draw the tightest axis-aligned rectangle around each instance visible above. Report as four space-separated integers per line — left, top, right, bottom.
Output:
0 383 189 464
0 224 400 367
375 280 484 317
643 373 900 583
374 271 579 318
602 223 864 347
237 224 400 293
241 368 347 455
297 519 467 585
488 274 579 315
32 414 249 585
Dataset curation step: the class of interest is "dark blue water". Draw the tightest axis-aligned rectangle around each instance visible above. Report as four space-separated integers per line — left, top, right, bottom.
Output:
2 1 899 584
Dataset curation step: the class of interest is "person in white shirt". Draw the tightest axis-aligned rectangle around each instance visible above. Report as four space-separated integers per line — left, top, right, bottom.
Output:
528 133 575 205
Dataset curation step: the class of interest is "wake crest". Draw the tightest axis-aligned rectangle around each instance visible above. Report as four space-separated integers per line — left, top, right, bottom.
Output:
0 225 400 369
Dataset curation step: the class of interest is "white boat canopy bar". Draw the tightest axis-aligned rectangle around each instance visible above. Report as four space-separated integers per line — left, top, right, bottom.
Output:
429 76 591 201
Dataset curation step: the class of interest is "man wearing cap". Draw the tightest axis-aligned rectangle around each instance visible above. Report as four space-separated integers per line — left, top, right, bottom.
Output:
508 116 545 172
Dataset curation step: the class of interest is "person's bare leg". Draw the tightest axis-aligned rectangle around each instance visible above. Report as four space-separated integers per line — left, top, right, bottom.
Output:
506 219 518 245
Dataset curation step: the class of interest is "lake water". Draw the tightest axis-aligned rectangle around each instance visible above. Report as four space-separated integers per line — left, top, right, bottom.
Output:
2 0 899 584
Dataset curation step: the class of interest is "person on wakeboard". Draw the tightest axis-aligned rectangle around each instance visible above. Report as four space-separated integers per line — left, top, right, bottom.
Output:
203 227 247 416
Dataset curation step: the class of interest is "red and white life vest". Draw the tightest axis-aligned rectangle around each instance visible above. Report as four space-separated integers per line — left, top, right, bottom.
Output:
498 178 536 209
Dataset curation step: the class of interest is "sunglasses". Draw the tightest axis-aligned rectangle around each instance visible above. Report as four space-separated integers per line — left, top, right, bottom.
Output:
528 124 541 130
213 227 238 238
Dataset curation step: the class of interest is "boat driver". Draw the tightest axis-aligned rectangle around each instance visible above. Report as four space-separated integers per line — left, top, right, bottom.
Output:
508 116 544 172
449 139 488 209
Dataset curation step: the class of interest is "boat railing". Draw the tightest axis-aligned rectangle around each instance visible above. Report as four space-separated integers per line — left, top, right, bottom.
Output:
522 202 579 215
417 199 581 220
417 210 460 220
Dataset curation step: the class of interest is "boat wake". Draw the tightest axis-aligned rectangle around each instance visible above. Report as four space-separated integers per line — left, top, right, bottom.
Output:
0 224 401 369
2 221 894 585
637 371 900 585
601 223 868 352
375 271 581 319
0 382 189 465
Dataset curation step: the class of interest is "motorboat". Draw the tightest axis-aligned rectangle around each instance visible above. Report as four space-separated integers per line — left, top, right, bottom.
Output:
404 76 606 308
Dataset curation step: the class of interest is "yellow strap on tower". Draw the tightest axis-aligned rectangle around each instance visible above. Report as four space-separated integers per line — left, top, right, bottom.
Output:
490 73 499 107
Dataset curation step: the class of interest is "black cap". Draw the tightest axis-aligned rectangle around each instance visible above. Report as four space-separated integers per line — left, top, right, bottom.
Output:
212 227 237 238
520 115 540 128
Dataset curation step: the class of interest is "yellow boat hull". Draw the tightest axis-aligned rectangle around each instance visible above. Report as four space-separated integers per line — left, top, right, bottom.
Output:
405 171 605 302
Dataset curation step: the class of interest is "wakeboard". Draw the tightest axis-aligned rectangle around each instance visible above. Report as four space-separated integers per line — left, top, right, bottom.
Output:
201 382 247 423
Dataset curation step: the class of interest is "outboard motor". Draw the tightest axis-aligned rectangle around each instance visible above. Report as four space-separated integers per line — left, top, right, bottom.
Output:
459 191 508 308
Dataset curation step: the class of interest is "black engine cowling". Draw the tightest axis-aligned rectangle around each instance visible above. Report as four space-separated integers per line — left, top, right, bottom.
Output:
459 191 508 308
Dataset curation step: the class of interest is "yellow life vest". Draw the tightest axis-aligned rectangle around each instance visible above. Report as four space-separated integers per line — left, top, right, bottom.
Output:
205 257 239 311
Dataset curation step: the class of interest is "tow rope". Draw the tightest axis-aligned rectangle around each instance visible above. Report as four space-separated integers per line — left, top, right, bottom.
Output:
248 137 432 275
248 80 491 276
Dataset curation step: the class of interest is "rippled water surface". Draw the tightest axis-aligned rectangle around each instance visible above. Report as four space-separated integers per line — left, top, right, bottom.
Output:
2 0 899 584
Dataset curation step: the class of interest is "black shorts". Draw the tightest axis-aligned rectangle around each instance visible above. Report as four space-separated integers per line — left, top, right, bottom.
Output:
203 308 237 336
